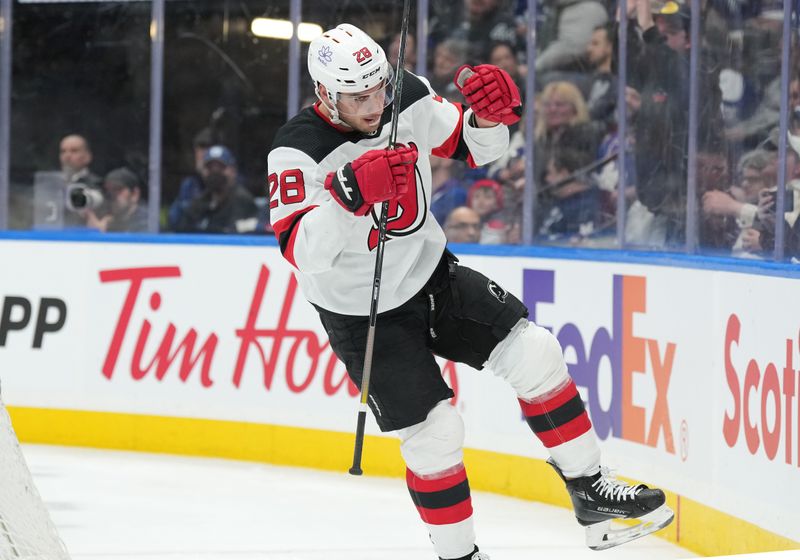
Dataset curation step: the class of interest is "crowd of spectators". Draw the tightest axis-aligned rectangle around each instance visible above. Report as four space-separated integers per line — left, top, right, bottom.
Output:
435 0 800 261
16 131 260 235
13 0 800 260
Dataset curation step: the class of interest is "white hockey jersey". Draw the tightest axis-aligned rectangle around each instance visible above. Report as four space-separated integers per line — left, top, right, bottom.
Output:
267 71 509 315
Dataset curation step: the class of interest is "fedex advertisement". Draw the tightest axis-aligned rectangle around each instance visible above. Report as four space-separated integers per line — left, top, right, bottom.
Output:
0 238 798 543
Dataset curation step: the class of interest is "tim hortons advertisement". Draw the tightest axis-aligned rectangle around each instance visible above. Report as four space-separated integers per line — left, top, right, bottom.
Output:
0 239 797 541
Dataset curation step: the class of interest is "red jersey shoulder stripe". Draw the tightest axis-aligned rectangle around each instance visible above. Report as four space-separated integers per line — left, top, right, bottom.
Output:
273 205 318 268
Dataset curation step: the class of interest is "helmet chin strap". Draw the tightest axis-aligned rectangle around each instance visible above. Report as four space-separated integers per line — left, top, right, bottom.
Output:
315 84 345 125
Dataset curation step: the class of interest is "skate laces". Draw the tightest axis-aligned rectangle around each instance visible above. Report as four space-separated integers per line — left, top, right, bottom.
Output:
591 467 643 502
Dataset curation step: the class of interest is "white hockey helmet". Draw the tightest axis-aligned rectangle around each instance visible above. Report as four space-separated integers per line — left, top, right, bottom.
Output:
308 23 395 124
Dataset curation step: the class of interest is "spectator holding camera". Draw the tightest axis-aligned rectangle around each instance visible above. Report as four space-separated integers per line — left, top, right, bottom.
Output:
85 167 148 233
741 131 800 258
60 134 104 228
700 149 776 255
176 145 258 234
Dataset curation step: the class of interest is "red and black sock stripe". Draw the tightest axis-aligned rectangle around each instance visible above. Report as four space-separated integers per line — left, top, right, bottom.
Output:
519 380 592 447
406 466 473 526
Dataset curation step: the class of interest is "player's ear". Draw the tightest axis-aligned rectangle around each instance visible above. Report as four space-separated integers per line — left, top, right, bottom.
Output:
317 83 333 109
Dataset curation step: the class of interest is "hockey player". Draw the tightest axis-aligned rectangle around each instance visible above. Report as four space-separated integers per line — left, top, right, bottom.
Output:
267 23 673 560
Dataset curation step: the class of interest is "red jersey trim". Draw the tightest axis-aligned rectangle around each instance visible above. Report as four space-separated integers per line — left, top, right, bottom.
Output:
313 101 352 133
431 102 465 159
273 205 318 268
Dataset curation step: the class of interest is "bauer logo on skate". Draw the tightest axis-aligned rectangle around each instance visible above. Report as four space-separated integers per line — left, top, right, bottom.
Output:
97 265 460 400
523 269 676 453
722 313 799 464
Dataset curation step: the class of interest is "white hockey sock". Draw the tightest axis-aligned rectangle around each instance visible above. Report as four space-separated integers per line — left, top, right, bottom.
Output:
486 319 600 478
406 464 476 560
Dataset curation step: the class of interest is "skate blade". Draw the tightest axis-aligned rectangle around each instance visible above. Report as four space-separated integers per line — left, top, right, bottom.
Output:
585 505 674 551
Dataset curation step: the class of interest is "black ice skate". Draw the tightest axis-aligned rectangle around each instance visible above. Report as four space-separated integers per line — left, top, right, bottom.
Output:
442 546 490 560
548 459 674 550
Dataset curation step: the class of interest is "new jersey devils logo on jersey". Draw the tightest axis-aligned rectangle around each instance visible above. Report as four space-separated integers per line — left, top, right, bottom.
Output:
367 156 427 251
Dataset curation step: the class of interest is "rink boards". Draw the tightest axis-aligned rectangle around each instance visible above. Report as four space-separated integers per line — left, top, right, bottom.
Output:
0 234 798 557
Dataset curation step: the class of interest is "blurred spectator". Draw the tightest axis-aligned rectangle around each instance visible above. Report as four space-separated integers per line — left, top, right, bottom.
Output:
428 39 469 101
59 134 104 228
467 178 508 244
168 127 212 231
450 0 519 62
536 0 608 75
85 168 148 233
430 156 469 226
534 81 604 184
488 41 526 133
696 145 738 250
703 149 778 256
585 23 617 125
444 206 482 243
743 130 800 257
538 148 601 240
176 145 258 234
388 32 417 72
489 41 525 94
724 76 800 149
60 134 103 190
626 0 723 245
652 1 690 54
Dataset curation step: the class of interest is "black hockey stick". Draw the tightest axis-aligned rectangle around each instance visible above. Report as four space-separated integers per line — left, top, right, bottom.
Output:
349 0 411 476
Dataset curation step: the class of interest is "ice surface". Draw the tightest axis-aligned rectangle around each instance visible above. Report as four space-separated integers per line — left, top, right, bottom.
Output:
23 445 696 560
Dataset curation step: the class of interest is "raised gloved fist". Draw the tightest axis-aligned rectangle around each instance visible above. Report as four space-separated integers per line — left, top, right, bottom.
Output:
325 144 419 216
454 64 523 126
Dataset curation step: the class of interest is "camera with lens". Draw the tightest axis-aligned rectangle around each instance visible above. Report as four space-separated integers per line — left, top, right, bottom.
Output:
66 183 105 211
764 186 795 213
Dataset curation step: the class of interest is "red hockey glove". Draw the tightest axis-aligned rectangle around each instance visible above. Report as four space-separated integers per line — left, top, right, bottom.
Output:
325 144 418 216
454 64 523 126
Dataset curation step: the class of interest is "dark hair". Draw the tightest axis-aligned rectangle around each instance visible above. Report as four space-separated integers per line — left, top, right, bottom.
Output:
61 133 92 153
488 40 516 58
550 148 592 175
592 23 614 42
192 127 214 149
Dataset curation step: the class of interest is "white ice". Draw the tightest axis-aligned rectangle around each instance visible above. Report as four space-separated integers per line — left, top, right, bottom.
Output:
24 445 696 560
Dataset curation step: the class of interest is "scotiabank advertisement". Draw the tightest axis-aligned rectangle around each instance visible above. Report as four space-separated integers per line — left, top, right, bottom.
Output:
0 239 798 543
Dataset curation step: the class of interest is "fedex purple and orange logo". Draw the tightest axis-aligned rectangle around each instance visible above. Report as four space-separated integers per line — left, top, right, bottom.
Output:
523 269 677 455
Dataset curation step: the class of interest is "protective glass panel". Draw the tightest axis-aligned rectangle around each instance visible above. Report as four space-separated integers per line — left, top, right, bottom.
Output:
163 0 289 234
428 0 525 245
9 0 151 232
696 4 794 259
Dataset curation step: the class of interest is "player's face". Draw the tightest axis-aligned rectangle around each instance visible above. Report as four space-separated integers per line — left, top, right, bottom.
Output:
336 78 394 133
